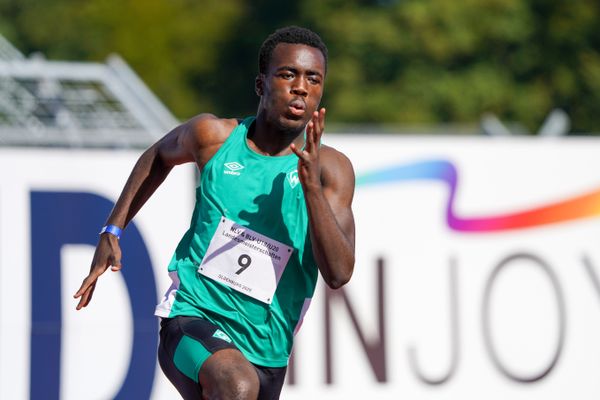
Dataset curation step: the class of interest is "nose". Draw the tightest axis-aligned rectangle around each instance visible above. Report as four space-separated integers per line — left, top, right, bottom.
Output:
290 77 308 97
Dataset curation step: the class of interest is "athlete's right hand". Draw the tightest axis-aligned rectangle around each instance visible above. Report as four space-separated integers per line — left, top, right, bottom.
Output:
73 234 123 310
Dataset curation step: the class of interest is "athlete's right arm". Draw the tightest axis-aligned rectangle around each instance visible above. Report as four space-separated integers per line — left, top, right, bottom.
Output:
74 114 236 310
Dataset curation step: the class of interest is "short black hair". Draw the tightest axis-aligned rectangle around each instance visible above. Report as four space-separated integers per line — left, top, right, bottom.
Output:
258 26 328 74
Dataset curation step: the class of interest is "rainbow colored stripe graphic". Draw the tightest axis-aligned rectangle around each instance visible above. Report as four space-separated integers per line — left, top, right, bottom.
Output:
356 160 600 232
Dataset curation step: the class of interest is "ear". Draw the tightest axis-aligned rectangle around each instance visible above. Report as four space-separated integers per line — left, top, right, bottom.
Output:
255 74 264 96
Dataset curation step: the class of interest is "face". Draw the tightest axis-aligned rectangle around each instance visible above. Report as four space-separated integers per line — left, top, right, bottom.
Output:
256 43 326 134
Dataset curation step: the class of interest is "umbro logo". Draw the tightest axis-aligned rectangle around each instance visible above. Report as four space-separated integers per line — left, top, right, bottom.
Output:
212 329 232 343
224 161 244 176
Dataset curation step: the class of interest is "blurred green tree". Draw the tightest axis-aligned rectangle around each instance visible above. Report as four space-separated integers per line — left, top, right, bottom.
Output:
302 0 600 133
0 0 244 118
1 0 598 133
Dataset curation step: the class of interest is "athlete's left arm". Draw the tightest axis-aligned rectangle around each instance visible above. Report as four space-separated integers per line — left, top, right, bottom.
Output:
291 109 356 289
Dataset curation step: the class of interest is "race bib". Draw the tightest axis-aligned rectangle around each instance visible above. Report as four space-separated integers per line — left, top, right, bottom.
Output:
198 217 294 304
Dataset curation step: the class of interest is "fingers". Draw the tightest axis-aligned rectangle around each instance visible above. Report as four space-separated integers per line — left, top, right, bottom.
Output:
74 235 124 310
303 109 322 153
307 108 326 150
73 259 122 310
74 276 96 310
74 273 94 298
317 107 326 134
110 256 122 272
304 119 315 153
313 107 325 136
81 284 96 308
75 284 95 310
290 142 304 159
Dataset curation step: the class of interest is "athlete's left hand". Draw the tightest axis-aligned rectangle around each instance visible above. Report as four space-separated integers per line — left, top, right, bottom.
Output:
290 108 325 191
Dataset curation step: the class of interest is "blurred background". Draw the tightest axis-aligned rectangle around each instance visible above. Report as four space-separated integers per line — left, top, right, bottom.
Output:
1 0 599 136
1 1 600 399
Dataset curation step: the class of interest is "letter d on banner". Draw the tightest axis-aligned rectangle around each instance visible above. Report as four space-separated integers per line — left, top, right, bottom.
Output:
30 192 157 400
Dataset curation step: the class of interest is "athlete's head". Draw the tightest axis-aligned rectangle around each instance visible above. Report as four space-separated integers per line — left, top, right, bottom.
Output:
259 26 328 75
256 26 328 135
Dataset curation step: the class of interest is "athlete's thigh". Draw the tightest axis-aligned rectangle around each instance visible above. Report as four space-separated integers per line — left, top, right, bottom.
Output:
158 316 241 399
198 347 259 399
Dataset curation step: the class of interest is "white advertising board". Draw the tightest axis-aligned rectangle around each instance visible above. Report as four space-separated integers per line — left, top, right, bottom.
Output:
1 136 600 399
0 148 193 400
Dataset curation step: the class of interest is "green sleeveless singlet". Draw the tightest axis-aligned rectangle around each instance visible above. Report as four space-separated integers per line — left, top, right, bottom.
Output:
155 117 318 367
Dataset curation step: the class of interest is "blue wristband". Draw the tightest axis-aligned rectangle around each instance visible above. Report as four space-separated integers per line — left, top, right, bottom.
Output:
100 225 123 239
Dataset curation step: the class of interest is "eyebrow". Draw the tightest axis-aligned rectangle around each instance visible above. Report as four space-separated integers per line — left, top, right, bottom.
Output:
276 66 323 78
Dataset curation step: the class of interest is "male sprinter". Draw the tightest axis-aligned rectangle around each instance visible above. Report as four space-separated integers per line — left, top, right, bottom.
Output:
74 26 355 400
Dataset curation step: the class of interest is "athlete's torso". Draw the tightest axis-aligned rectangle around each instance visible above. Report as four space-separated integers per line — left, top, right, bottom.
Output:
155 117 318 367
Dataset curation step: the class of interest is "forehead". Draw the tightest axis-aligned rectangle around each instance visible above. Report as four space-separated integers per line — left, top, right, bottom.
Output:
268 43 326 74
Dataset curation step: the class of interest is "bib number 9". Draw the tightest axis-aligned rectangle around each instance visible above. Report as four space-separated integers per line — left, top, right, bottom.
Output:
235 254 252 275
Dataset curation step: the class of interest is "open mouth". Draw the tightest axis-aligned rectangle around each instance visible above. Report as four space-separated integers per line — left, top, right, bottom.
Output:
288 99 306 117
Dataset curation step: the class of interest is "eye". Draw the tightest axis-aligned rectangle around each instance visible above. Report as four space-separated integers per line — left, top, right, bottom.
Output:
279 72 294 80
308 76 321 85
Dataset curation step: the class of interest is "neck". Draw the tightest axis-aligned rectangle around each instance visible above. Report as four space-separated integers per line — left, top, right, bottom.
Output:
248 112 305 156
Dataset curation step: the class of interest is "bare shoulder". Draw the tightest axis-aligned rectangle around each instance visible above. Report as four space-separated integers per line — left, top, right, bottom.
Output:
180 114 238 168
186 113 239 148
155 114 240 168
319 144 355 189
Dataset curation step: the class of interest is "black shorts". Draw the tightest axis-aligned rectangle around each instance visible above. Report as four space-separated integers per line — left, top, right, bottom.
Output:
158 316 287 400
